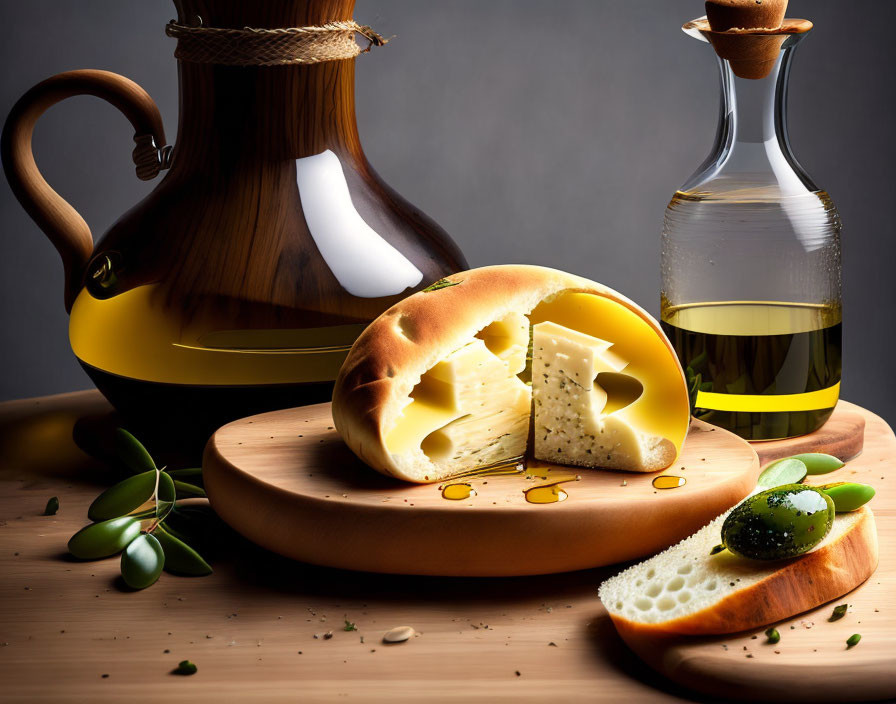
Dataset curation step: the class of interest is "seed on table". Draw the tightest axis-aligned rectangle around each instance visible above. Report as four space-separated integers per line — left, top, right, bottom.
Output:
382 626 415 643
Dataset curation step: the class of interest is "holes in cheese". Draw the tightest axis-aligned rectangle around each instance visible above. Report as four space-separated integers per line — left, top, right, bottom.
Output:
474 312 529 374
384 313 531 476
596 373 645 415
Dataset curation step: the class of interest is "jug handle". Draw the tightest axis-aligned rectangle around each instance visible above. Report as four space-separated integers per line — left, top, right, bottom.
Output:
1 69 170 311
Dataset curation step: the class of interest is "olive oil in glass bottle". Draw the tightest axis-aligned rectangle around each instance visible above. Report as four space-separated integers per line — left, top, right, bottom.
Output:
661 15 842 441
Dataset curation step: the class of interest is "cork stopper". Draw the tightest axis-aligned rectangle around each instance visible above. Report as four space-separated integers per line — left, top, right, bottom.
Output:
705 0 787 32
695 1 812 79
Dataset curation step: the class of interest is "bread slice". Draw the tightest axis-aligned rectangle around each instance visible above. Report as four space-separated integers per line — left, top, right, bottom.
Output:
332 265 690 483
598 506 878 637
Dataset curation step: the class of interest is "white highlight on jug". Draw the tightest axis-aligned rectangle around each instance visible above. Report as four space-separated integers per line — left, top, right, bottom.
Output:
296 150 423 298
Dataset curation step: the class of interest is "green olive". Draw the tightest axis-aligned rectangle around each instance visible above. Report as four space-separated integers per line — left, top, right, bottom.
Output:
786 453 845 475
817 482 875 512
120 533 165 589
756 458 807 490
721 484 834 560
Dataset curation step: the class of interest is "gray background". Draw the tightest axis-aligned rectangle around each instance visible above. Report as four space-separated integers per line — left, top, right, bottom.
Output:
1 0 893 425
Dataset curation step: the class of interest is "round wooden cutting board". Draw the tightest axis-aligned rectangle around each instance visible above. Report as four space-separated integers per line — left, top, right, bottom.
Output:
204 403 760 576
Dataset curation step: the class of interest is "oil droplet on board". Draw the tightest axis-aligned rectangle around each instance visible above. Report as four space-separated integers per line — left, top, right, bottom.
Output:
438 458 524 501
437 460 582 504
441 483 475 500
523 475 579 504
652 475 687 489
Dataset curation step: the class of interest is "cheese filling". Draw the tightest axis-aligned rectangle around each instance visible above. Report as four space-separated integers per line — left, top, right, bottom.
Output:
384 313 531 480
383 292 687 480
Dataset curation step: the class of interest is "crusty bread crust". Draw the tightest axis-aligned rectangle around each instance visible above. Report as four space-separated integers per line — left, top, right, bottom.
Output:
609 506 878 640
332 265 688 483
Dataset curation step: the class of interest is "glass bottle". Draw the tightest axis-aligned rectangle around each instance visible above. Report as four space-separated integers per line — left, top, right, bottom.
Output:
661 17 842 441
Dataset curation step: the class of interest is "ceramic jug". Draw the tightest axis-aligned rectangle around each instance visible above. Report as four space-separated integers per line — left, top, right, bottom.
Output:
2 0 466 439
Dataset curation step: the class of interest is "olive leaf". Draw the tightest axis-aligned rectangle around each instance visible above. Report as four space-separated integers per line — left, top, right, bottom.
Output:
155 471 177 523
164 505 227 553
114 428 157 474
154 525 212 576
159 519 191 544
88 470 157 522
68 516 142 560
166 467 203 483
173 480 207 499
756 458 808 490
422 277 461 292
121 533 165 589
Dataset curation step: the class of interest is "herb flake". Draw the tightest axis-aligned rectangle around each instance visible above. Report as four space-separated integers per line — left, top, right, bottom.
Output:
422 278 461 292
43 497 59 515
172 660 197 675
829 604 848 622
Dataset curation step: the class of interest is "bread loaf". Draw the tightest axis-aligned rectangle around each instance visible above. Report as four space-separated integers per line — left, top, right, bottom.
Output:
332 265 690 483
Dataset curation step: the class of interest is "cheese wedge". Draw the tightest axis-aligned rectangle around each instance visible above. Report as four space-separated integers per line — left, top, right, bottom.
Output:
332 265 690 483
532 321 675 472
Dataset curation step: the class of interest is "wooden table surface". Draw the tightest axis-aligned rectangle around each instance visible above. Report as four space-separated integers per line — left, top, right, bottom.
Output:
0 390 891 703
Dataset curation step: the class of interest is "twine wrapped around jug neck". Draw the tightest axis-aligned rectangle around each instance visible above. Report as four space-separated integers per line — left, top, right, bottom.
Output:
165 20 388 66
